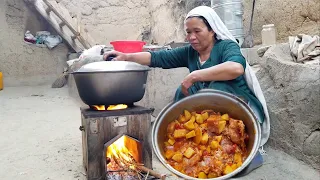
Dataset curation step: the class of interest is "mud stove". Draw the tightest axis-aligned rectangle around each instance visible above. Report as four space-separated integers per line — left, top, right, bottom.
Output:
80 105 156 180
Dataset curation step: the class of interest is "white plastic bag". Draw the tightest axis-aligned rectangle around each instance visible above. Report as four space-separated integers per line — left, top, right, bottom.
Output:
79 45 106 60
44 35 63 49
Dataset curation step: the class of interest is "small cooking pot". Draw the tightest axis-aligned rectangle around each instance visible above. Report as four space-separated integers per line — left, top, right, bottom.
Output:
152 89 261 180
71 61 150 106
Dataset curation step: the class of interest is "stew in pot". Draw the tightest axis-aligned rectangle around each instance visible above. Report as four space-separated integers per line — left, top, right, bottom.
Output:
164 109 249 178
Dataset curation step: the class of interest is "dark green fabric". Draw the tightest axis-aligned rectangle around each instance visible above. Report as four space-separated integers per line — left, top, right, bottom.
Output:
149 39 265 123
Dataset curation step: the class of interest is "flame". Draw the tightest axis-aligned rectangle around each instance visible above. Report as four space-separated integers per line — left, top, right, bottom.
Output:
106 135 142 171
92 104 128 111
107 104 128 110
92 105 106 110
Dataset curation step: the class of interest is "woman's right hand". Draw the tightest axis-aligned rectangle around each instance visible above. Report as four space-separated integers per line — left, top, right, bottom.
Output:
103 50 128 61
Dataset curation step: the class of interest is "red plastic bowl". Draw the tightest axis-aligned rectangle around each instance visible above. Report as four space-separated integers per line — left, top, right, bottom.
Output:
110 40 146 53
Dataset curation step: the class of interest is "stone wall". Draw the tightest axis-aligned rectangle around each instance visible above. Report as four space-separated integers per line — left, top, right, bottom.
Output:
256 43 320 169
0 0 69 86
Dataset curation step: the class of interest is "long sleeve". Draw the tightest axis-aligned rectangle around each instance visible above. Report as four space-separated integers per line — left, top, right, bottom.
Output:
149 46 190 69
220 40 246 70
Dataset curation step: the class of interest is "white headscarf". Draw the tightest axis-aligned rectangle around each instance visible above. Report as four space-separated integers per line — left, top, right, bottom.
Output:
186 6 270 146
185 6 237 42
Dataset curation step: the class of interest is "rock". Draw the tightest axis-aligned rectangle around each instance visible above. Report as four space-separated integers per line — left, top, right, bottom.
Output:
81 5 93 16
257 46 271 57
241 47 262 65
256 43 320 170
303 130 320 156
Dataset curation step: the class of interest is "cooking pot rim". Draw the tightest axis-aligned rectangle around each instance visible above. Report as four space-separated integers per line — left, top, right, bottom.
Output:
151 90 261 180
70 69 150 74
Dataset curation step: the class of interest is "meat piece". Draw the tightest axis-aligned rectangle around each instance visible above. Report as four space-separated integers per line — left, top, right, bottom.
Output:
185 166 197 177
188 153 201 166
226 119 246 146
220 137 235 154
167 121 176 133
198 160 211 174
207 114 220 134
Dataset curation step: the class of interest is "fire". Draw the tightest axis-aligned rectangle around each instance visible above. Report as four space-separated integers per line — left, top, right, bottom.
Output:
92 105 106 110
92 104 128 111
107 104 128 110
106 135 142 171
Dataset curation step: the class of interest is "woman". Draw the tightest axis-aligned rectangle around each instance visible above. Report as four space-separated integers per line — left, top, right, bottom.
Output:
104 6 270 148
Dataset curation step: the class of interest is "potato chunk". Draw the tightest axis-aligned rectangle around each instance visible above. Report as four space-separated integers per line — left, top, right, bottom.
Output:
193 128 202 144
218 121 227 134
172 153 183 162
184 110 192 121
221 114 230 121
183 147 195 158
234 153 242 163
165 150 175 159
201 112 209 121
198 172 207 179
189 116 196 123
223 165 234 175
200 123 207 129
173 129 187 139
215 135 222 143
196 114 204 124
208 172 218 178
186 130 196 139
184 119 195 130
210 140 219 150
168 138 175 145
200 133 209 145
178 114 187 123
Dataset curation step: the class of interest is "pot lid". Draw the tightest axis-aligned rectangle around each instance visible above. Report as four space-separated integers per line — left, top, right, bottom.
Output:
76 61 150 72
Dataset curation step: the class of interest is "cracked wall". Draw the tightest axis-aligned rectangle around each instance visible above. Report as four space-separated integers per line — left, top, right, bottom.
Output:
242 0 320 44
58 0 151 45
58 0 319 45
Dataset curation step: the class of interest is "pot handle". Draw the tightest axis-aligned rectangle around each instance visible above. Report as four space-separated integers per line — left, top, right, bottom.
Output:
106 54 117 61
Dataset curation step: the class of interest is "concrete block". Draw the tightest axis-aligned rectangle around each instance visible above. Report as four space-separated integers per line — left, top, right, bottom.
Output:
241 47 262 65
257 43 320 170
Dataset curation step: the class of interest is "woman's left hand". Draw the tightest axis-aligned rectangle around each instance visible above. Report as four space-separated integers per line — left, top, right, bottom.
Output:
181 71 198 96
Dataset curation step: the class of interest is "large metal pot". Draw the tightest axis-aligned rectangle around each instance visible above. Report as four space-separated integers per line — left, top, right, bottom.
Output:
152 90 261 180
72 61 150 106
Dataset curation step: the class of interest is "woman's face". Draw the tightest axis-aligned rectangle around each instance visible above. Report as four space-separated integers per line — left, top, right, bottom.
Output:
185 17 215 52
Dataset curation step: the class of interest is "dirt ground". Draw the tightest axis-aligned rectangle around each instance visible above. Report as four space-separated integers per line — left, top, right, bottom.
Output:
0 86 319 180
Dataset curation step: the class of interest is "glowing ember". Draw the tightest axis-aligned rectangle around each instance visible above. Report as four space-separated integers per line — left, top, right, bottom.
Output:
106 135 142 171
92 104 128 111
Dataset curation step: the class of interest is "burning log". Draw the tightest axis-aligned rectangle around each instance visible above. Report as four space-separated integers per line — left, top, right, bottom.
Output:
137 165 166 180
105 134 166 179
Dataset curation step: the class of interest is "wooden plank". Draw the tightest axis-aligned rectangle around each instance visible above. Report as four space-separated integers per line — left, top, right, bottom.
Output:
86 117 104 179
81 109 153 180
81 114 88 171
33 0 84 52
43 0 91 49
58 21 65 28
127 114 152 169
43 0 78 35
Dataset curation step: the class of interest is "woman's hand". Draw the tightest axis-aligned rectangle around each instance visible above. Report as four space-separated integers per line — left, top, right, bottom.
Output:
181 71 199 96
103 50 152 66
103 50 128 61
